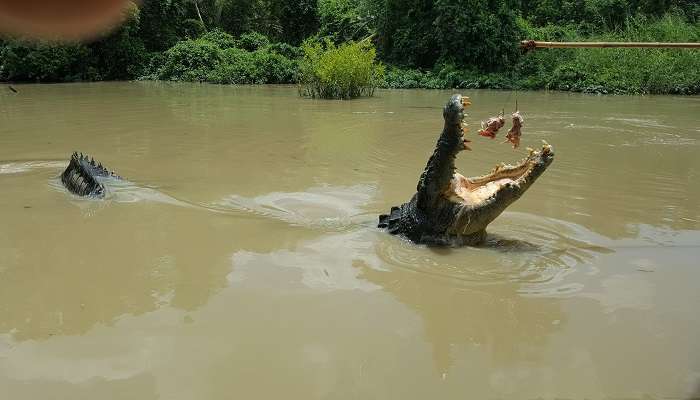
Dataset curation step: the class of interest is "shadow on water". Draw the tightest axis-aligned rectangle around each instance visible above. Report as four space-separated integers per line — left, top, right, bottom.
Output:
426 234 542 255
227 225 573 375
355 256 566 375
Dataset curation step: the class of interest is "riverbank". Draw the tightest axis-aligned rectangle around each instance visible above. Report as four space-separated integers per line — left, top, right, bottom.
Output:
382 15 700 95
2 13 698 96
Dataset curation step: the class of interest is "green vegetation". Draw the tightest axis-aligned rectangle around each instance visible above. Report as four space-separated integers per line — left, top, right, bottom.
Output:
299 38 384 99
382 15 700 94
520 15 700 94
139 30 298 84
1 0 698 96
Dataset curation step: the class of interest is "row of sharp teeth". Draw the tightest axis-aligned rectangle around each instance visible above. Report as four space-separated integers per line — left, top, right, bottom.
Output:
486 140 554 198
489 140 550 175
461 96 470 134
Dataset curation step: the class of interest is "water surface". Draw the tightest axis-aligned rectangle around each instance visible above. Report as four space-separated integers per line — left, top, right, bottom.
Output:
1 83 699 399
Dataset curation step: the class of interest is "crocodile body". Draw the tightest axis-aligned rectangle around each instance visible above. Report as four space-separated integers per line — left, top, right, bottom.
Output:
61 152 121 197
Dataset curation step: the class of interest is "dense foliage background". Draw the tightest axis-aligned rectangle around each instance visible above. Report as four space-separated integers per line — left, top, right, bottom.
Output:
1 0 698 94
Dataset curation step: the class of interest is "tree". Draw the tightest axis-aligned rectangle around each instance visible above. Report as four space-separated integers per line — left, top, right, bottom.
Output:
139 0 191 51
280 0 319 45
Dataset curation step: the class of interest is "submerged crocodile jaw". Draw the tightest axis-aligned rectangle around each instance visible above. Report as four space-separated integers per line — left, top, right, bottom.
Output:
378 94 555 246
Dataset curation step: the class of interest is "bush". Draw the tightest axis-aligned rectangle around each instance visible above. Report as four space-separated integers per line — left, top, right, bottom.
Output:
251 50 298 83
236 31 271 51
209 48 298 84
157 38 222 81
0 41 93 82
138 51 167 80
150 32 298 84
267 42 304 59
200 29 238 49
208 48 258 83
299 38 384 99
382 68 445 89
381 64 514 90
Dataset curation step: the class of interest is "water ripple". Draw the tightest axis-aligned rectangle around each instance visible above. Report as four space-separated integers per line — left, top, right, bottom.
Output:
209 184 377 230
374 212 613 293
0 160 66 174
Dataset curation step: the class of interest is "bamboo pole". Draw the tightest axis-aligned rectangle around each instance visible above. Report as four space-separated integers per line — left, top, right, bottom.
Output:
521 40 700 50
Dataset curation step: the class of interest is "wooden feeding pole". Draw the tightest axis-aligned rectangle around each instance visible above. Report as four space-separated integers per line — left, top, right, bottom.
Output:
520 40 700 51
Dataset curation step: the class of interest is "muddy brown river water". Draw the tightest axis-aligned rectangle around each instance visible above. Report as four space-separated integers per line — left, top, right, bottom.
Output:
1 83 699 399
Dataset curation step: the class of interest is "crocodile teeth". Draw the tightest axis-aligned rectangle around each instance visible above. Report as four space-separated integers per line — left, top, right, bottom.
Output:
541 140 552 154
462 139 472 151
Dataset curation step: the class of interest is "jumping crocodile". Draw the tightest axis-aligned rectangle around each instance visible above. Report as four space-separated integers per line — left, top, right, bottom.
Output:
61 152 121 197
378 94 554 246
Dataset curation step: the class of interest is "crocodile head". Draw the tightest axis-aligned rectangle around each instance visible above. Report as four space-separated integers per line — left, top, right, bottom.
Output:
443 94 554 237
379 94 555 246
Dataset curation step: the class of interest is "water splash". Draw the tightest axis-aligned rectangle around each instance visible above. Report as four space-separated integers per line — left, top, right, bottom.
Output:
0 160 66 174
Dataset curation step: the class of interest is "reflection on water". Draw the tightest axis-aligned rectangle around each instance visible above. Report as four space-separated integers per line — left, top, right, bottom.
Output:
1 83 699 399
229 227 567 375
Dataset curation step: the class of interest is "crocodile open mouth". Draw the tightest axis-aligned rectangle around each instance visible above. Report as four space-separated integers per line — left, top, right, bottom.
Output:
447 143 554 207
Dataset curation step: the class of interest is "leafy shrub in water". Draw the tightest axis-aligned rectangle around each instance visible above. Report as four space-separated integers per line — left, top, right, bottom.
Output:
299 38 384 99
